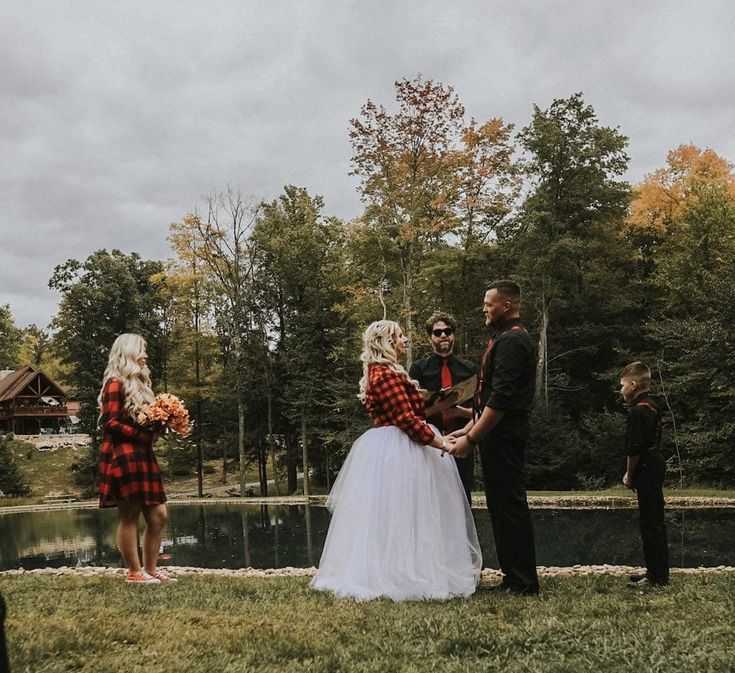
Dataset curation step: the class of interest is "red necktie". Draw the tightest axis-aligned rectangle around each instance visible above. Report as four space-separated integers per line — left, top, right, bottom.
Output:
440 358 453 431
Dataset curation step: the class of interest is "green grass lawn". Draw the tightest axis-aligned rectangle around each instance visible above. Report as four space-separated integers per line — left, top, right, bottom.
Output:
1 574 733 673
5 440 269 504
8 438 79 498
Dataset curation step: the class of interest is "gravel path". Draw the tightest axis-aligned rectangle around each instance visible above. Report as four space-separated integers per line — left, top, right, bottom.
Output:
2 564 734 579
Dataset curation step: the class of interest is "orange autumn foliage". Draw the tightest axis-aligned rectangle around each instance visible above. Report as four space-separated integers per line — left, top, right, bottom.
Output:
627 144 735 236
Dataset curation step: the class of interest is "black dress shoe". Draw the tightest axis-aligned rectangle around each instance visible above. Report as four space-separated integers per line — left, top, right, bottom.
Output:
486 582 539 596
486 582 512 592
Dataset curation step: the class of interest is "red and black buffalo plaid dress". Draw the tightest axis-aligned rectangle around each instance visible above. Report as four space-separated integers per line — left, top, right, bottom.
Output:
364 364 435 444
98 377 167 508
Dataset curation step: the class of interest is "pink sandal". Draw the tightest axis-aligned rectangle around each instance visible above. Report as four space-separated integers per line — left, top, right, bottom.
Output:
148 570 177 582
124 571 160 584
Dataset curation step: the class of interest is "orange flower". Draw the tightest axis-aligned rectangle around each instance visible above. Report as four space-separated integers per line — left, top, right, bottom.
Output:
137 393 193 437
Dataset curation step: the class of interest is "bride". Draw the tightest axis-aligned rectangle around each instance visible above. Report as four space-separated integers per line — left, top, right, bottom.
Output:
311 320 481 601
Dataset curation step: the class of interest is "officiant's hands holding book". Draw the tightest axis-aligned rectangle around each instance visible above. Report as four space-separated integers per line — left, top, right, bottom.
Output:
423 375 477 418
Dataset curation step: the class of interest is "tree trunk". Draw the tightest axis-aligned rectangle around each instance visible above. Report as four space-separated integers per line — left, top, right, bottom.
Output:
192 264 204 497
220 430 228 484
301 412 310 496
238 393 246 495
266 363 280 496
535 302 549 408
402 248 414 368
285 432 297 494
325 446 331 490
259 439 268 497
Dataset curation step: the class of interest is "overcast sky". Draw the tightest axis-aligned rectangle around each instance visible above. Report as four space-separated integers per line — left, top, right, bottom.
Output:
2 0 733 328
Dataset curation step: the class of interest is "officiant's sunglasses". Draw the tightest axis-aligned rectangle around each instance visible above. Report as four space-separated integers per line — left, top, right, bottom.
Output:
432 327 454 337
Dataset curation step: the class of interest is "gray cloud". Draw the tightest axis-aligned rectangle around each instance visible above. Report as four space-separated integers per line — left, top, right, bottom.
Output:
1 0 733 327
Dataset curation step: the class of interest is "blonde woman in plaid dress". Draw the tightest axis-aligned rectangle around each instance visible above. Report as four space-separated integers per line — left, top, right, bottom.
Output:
98 333 174 584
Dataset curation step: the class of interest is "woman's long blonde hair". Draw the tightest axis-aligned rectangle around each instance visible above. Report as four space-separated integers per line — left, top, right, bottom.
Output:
357 320 422 403
98 333 155 420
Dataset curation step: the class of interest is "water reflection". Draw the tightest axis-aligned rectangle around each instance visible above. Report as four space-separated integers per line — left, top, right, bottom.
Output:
0 505 732 571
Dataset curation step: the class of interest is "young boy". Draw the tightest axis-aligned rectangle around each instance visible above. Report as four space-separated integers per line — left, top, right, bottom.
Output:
620 362 669 587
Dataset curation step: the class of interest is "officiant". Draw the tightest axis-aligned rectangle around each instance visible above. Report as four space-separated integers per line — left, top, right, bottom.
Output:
409 311 478 502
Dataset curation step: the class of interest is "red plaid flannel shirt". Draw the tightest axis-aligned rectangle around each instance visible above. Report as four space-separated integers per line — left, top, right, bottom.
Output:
98 377 165 507
100 378 154 444
365 364 435 445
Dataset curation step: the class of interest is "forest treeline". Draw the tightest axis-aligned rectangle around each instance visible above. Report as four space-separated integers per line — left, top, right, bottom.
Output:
2 78 734 492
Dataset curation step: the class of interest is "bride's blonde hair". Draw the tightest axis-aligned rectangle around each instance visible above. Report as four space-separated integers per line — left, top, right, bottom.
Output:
98 333 155 420
357 320 423 402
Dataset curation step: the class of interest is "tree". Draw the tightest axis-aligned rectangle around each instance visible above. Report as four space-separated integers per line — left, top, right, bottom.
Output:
0 305 21 370
513 93 633 410
176 191 260 496
49 250 166 429
646 185 735 483
349 76 465 365
253 186 352 493
165 215 222 496
626 145 735 282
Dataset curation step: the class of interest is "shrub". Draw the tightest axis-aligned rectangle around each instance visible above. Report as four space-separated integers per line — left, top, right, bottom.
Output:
0 433 31 496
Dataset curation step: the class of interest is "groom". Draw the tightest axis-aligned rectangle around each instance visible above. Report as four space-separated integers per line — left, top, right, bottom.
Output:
449 280 539 595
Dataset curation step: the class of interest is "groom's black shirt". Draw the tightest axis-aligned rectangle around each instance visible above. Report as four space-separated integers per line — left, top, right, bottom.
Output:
409 353 477 433
479 317 536 416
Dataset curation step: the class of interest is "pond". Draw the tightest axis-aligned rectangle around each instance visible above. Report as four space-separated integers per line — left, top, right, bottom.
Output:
0 504 733 571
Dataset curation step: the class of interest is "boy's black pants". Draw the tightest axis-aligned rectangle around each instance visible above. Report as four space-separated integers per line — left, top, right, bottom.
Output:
480 421 539 594
635 451 669 584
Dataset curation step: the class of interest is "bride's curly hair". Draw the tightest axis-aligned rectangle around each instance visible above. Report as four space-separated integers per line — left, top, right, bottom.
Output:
358 320 423 403
97 333 155 421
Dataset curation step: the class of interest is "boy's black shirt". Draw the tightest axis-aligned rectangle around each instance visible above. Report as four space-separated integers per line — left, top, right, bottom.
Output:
625 393 660 457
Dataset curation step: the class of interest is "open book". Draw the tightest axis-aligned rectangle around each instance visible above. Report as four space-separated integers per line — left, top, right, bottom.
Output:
422 375 477 418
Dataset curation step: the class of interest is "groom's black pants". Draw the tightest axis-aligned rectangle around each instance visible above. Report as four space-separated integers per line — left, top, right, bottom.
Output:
480 420 539 594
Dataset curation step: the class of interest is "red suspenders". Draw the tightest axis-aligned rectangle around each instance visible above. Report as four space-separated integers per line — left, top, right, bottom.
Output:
473 324 527 417
636 400 662 452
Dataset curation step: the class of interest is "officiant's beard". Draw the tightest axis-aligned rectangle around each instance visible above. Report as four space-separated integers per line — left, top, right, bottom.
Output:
433 341 453 356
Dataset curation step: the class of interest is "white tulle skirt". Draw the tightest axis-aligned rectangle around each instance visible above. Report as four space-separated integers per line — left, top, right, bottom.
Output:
311 425 482 601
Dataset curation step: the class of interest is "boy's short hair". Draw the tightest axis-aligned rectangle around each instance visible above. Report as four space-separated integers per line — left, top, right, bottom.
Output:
424 311 456 335
487 280 521 308
620 361 651 389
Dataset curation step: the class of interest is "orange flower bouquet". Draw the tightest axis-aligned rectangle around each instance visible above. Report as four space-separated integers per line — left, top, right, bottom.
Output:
137 393 193 437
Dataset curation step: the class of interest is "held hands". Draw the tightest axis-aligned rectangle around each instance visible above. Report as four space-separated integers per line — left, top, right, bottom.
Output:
622 472 634 490
447 435 472 459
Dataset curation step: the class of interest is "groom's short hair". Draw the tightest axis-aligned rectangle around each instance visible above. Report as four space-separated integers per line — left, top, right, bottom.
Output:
487 280 521 308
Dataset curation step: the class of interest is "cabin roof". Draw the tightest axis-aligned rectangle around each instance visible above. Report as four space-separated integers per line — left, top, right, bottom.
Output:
0 366 67 403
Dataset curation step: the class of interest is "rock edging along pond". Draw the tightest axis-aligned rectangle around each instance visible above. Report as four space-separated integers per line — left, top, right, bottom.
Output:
1 494 734 515
1 565 734 579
